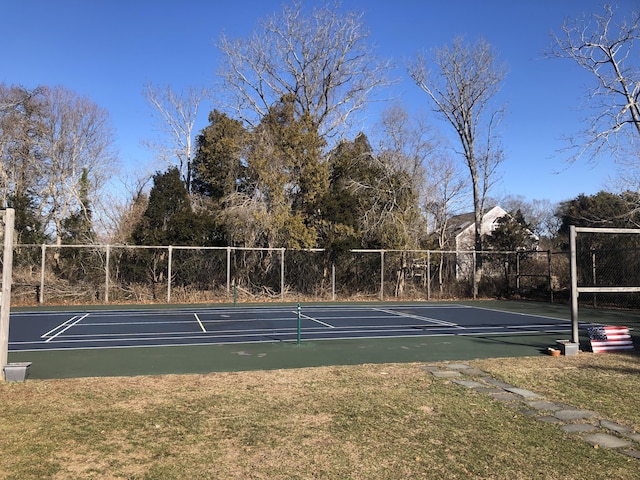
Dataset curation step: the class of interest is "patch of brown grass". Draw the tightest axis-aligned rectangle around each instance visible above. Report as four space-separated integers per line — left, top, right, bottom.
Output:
471 352 640 429
0 357 638 479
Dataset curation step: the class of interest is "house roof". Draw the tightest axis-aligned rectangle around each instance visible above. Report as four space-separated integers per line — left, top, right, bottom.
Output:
445 206 505 237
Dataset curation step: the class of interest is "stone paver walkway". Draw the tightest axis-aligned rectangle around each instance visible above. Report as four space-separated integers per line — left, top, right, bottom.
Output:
424 363 640 459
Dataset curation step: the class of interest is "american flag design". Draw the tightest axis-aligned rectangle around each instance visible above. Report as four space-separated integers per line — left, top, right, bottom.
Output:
587 326 635 353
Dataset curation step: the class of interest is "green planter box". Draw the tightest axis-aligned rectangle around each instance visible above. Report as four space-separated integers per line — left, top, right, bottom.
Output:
3 362 32 382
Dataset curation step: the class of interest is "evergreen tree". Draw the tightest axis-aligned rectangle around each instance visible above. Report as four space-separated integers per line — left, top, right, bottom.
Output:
486 210 536 251
7 192 48 245
247 94 328 248
557 191 640 233
131 167 217 246
191 110 250 202
321 132 421 250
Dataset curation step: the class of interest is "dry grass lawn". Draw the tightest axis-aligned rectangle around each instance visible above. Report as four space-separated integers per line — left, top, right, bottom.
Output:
0 352 638 479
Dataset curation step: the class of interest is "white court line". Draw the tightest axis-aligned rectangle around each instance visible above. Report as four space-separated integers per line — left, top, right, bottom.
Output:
194 313 207 332
295 311 335 328
374 308 461 328
45 313 90 342
41 315 80 338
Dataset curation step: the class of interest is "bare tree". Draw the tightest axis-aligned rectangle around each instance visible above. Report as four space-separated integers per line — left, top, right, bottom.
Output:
375 105 431 191
499 194 560 239
37 86 117 245
409 36 507 296
97 174 152 244
423 153 467 248
216 1 392 139
549 4 640 163
0 84 46 205
143 83 207 193
372 105 437 246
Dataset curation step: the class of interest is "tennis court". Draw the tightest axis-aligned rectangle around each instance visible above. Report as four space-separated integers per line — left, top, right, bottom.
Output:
9 303 574 352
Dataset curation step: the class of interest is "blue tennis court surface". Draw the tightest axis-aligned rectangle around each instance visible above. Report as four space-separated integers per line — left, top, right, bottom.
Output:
8 303 573 351
9 304 571 351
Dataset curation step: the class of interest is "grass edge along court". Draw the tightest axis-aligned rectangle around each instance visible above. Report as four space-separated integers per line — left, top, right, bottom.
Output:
0 354 638 479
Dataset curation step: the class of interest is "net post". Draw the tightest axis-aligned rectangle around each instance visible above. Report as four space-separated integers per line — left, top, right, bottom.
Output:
569 225 579 344
1 209 15 380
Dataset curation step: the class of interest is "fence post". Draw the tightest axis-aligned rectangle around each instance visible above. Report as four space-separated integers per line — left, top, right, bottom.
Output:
332 261 336 301
226 247 231 296
380 250 385 301
592 251 597 308
281 248 285 301
105 244 110 304
167 245 173 303
547 250 553 304
427 250 431 301
39 244 46 304
472 251 477 300
569 226 579 344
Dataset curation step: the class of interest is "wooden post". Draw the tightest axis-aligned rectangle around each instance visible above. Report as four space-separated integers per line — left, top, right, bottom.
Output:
1 209 15 379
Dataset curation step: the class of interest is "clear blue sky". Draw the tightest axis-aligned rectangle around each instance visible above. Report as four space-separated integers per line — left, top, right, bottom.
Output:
1 0 636 207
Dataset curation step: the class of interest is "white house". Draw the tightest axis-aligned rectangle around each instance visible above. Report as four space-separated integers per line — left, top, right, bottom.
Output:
444 206 537 279
448 205 509 253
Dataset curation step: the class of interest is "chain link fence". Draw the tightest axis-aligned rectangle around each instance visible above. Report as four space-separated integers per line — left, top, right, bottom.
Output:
5 243 575 306
572 228 640 309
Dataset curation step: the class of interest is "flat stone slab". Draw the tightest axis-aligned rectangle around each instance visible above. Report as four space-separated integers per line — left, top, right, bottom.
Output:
491 393 522 402
446 363 472 370
622 450 640 459
474 386 506 394
561 424 598 434
526 400 563 411
583 433 633 449
538 416 564 424
625 433 640 443
431 370 462 378
554 409 597 421
505 387 543 399
422 365 443 373
452 380 484 388
600 420 631 434
481 378 514 389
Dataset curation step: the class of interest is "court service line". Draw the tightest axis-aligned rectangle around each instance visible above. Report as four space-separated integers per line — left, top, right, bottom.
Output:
296 311 335 328
194 313 207 332
45 313 90 342
373 308 460 327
